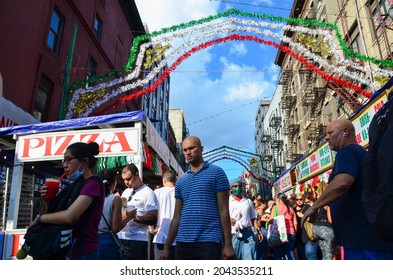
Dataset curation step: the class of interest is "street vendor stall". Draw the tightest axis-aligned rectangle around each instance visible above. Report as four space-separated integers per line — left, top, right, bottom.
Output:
0 110 183 259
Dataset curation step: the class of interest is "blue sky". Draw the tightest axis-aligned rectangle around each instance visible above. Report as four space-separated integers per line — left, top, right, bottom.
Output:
135 0 293 180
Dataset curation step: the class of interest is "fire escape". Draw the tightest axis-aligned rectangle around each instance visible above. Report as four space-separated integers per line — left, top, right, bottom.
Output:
324 0 363 113
269 112 283 175
300 70 327 147
280 71 299 163
261 129 273 179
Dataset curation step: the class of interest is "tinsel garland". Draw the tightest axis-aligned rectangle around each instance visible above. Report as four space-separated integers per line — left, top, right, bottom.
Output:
65 9 392 118
94 34 371 116
194 145 274 183
208 156 270 183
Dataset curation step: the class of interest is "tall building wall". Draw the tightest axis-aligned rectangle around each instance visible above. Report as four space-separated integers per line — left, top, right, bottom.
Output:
0 0 144 121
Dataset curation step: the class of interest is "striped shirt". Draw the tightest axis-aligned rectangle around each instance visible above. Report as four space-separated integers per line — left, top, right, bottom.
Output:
175 161 230 243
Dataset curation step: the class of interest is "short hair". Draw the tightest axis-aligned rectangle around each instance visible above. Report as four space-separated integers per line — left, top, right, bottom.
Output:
121 163 139 175
163 170 177 183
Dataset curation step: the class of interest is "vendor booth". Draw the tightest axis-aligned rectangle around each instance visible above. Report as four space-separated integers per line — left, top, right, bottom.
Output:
0 110 184 259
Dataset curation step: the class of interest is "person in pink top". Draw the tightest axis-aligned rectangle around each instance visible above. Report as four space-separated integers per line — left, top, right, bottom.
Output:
270 193 297 260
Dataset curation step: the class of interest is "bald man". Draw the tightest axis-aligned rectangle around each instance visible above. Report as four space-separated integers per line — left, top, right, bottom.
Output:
301 119 393 260
161 136 236 260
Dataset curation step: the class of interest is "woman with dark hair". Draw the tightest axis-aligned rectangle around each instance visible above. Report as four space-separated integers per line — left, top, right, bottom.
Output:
34 141 105 259
301 194 319 260
293 194 306 259
312 182 336 259
97 169 135 259
269 194 297 260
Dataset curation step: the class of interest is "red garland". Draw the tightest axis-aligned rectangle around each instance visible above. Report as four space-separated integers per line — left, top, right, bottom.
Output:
94 34 372 116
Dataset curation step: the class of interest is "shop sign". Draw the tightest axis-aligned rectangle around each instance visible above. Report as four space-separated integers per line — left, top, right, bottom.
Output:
0 97 39 128
352 94 387 147
274 171 292 194
16 127 139 162
296 142 333 182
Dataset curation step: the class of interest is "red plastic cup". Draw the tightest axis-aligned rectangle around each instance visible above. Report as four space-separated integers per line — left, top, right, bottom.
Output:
44 178 60 200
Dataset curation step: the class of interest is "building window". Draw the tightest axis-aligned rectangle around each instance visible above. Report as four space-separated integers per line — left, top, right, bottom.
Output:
371 0 392 38
93 14 102 40
47 7 65 53
33 75 53 121
86 56 97 87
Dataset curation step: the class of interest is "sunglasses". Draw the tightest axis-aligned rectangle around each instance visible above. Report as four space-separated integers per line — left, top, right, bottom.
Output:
296 199 302 201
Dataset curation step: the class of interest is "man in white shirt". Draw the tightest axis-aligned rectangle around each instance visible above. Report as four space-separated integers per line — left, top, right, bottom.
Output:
118 164 158 260
229 178 261 260
151 170 177 259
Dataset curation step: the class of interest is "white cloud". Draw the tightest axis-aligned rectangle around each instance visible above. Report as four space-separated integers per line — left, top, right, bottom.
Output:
224 81 269 102
229 42 247 56
135 0 220 32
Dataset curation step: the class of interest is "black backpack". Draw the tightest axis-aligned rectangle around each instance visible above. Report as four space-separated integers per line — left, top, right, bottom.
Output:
362 92 393 242
22 182 82 259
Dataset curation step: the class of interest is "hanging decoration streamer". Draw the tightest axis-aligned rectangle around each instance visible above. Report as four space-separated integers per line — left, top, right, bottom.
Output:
203 146 274 183
66 8 393 119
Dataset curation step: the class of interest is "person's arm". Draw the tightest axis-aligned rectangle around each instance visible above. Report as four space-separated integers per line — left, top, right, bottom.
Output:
37 194 94 225
134 209 158 225
301 173 354 227
268 205 277 223
217 191 236 260
111 196 136 232
161 199 182 260
291 207 297 233
252 217 263 242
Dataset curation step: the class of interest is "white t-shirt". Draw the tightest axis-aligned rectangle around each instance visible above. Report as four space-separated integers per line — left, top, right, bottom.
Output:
117 185 158 241
229 196 257 232
153 186 176 245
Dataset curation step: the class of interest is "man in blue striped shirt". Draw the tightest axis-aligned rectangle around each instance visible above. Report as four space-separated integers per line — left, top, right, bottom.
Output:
161 136 236 260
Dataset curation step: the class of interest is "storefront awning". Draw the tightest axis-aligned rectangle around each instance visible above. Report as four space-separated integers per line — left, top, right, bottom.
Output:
0 110 144 136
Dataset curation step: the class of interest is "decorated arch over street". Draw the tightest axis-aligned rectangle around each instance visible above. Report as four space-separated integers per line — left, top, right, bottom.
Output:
66 8 393 119
203 146 274 184
65 9 393 182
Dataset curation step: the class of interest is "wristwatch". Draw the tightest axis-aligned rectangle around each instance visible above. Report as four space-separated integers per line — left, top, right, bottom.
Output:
35 214 41 223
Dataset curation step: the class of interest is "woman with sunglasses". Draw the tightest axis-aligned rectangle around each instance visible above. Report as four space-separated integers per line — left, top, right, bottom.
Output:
293 195 306 259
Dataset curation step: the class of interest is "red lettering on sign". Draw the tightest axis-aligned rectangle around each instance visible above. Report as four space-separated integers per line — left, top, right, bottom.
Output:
79 133 100 145
0 115 18 128
102 132 132 153
53 135 74 156
43 136 53 156
374 100 385 113
309 162 320 173
22 138 44 158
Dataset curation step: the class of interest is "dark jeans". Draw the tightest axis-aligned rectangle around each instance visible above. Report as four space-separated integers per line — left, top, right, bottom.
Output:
256 227 269 260
119 239 148 260
175 242 222 260
98 232 120 260
154 243 175 260
274 234 296 260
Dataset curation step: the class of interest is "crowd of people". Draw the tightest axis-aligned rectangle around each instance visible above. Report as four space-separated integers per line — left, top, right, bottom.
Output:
29 118 393 260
